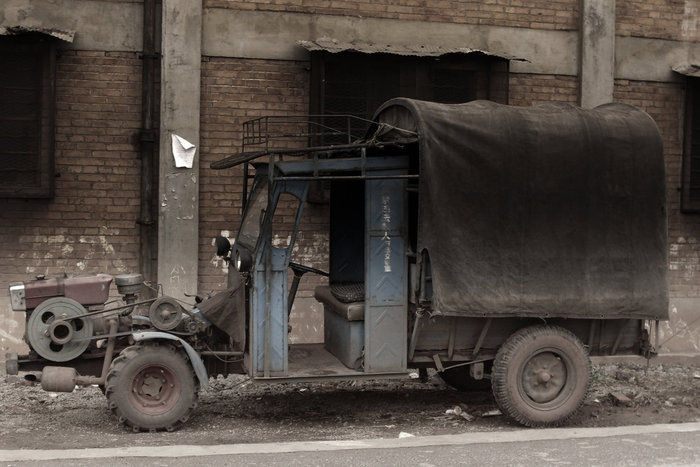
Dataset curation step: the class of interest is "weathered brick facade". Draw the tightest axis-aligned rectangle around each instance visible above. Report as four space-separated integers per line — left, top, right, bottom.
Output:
612 80 700 302
198 57 314 293
0 50 142 301
198 57 330 340
204 0 579 30
617 0 700 41
508 74 579 106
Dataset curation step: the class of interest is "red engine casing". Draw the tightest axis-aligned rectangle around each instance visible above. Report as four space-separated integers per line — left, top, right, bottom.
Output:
24 274 113 310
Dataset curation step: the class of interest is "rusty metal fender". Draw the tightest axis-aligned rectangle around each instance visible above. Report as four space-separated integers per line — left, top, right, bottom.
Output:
131 331 209 389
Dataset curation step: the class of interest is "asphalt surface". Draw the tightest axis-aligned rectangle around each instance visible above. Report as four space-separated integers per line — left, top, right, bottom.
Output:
1 422 699 467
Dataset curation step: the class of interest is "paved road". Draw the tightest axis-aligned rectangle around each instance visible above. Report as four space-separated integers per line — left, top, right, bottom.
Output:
1 422 699 467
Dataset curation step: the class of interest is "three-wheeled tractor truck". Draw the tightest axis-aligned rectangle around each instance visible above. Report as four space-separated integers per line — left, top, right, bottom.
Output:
5 98 668 431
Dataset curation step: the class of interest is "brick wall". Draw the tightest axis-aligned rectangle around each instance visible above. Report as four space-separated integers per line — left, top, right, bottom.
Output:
204 0 579 30
0 49 143 353
613 79 700 351
510 76 696 299
612 80 700 299
199 57 312 289
508 74 579 107
199 56 330 342
617 0 700 41
0 50 142 297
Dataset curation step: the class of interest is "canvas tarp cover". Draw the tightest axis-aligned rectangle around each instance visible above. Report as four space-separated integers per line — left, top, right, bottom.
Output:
370 98 668 320
197 272 246 350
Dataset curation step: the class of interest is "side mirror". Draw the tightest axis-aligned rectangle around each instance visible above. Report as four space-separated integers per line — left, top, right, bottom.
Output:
215 236 231 258
233 245 253 272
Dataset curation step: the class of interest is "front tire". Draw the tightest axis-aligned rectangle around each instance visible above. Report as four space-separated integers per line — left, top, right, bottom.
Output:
492 325 590 427
105 343 198 432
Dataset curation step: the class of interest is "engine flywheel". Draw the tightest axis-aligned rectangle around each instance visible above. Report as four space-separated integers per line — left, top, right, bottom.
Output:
26 297 93 362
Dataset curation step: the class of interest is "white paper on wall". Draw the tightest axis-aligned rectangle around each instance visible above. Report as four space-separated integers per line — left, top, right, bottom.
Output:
171 134 197 168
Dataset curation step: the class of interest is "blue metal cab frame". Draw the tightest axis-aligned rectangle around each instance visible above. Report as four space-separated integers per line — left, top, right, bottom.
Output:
228 149 415 381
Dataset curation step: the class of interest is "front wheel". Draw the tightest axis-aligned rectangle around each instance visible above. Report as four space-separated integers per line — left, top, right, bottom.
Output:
105 343 198 432
491 325 590 427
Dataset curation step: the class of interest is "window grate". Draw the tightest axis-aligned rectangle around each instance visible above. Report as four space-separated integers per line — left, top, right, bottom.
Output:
0 35 55 198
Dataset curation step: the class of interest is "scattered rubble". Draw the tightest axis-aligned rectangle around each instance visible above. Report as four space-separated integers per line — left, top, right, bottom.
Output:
609 392 633 407
0 363 697 450
445 404 476 422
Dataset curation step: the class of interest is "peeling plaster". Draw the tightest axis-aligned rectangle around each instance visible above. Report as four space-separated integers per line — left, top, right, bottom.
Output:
1 298 27 353
289 299 324 344
112 259 127 272
682 0 700 40
272 235 292 248
210 231 233 273
162 173 197 219
168 265 190 293
47 235 65 244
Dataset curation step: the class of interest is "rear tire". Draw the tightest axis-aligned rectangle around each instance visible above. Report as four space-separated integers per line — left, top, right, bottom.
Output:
491 325 590 427
105 343 198 432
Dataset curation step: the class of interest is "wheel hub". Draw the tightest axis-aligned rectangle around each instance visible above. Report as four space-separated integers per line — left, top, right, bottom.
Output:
129 365 181 415
521 351 567 404
536 370 552 384
141 373 164 398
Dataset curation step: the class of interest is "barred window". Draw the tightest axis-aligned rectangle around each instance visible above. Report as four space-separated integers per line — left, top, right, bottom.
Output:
0 34 56 198
310 51 509 142
682 78 700 212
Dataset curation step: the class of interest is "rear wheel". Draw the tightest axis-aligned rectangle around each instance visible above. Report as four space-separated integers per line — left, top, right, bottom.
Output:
105 343 198 432
491 325 590 427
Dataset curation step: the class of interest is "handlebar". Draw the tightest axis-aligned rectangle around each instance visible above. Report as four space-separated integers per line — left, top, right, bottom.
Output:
288 262 329 277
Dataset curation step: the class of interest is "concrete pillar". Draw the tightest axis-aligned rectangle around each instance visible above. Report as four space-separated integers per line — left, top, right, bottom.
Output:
579 0 616 108
158 0 202 298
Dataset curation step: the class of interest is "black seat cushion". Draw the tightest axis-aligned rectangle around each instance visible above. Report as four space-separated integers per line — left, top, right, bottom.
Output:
330 283 364 303
315 285 364 321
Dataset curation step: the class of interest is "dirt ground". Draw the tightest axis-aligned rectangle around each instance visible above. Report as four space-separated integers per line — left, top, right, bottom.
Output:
0 362 698 450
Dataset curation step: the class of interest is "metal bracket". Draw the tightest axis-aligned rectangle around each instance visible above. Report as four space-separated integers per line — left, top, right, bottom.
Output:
432 353 444 372
469 361 485 380
472 318 492 358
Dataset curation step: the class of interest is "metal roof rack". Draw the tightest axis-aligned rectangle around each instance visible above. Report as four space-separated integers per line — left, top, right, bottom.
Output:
210 114 418 202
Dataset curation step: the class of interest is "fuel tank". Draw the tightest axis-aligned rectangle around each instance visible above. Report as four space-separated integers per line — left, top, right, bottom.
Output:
11 274 113 311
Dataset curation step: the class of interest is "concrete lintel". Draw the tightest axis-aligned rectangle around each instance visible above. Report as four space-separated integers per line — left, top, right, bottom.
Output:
579 0 616 108
202 9 578 76
202 8 700 85
616 36 700 83
1 0 142 51
157 0 202 299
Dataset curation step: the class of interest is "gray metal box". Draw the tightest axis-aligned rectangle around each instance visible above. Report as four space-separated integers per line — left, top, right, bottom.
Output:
323 307 364 370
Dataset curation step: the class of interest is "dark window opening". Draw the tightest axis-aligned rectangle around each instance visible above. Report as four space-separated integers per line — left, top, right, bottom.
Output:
0 34 56 198
310 51 509 144
311 50 509 248
682 78 700 212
